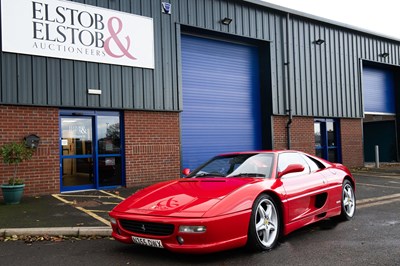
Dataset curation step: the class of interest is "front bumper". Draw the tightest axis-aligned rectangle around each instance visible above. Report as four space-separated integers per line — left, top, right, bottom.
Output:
109 210 251 254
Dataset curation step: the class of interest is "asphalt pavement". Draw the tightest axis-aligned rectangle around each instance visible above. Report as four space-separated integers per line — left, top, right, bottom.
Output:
0 186 144 238
1 164 399 238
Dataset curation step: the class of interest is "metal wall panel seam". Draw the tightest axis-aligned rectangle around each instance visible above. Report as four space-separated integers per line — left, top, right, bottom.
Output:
60 60 74 106
110 65 122 108
33 56 47 105
170 2 180 111
122 66 133 109
154 0 164 110
73 62 87 107
47 58 62 106
18 55 32 104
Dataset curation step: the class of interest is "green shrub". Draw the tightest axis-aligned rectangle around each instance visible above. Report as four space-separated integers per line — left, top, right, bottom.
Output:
0 142 33 186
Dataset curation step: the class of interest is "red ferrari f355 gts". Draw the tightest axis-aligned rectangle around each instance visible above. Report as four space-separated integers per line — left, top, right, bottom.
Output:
109 150 356 254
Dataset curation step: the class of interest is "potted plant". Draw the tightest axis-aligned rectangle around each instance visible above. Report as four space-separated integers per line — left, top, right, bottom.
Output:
1 141 34 204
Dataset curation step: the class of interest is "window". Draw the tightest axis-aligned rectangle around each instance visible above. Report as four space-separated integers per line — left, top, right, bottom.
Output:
314 119 341 162
278 152 310 177
188 153 274 178
301 154 325 172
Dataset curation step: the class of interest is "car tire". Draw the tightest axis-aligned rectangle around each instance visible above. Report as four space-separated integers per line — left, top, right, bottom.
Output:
247 194 281 252
336 179 356 221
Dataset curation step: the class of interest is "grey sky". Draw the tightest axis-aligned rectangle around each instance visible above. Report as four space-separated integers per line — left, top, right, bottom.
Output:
262 0 400 39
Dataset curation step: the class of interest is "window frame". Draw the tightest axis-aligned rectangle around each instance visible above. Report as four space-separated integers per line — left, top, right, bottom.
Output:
277 152 311 178
314 118 342 163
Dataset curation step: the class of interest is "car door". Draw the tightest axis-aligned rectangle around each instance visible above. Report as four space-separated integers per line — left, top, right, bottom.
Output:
278 152 328 224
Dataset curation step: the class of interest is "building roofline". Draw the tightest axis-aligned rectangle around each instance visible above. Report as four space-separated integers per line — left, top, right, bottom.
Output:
244 0 400 43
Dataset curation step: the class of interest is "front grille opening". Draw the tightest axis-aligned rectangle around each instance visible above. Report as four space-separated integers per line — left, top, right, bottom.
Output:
120 220 174 236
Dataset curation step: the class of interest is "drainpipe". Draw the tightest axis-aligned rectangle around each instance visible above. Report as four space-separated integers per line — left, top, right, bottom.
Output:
286 109 292 149
285 13 292 150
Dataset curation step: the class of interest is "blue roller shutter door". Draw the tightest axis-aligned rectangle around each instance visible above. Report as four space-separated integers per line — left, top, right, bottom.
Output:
181 35 262 170
363 67 395 114
362 66 397 162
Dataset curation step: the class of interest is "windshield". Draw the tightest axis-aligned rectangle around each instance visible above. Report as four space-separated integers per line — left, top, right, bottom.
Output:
187 153 274 178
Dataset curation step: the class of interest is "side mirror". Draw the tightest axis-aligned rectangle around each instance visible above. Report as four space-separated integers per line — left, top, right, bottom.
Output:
182 168 191 176
278 164 305 178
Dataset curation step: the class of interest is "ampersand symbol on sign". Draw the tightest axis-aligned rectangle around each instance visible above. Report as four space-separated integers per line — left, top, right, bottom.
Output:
104 17 136 60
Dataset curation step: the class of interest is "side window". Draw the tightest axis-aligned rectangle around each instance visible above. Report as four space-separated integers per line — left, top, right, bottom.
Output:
278 153 310 177
301 154 325 173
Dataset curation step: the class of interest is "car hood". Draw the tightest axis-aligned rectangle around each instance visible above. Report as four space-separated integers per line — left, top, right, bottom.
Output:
112 178 258 217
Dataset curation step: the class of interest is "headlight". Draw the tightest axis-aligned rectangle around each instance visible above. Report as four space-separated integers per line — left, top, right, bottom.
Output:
110 217 117 225
179 225 206 233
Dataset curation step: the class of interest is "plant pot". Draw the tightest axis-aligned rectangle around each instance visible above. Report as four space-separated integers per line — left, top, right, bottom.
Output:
1 184 25 204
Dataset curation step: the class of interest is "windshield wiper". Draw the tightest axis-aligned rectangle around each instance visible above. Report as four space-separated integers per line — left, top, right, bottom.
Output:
228 173 266 177
194 172 226 178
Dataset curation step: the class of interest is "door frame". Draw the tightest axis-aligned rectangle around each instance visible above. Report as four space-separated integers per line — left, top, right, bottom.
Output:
314 118 342 163
59 110 125 192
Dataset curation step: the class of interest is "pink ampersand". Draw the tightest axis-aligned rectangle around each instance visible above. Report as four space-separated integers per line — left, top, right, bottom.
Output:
104 17 136 60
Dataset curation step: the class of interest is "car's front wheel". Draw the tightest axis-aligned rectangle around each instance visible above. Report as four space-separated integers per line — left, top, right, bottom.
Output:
247 194 281 251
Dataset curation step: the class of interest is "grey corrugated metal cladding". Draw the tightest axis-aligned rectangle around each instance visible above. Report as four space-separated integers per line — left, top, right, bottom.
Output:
0 0 399 118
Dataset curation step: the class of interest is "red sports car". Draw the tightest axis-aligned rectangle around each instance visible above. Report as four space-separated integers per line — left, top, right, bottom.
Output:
109 151 356 254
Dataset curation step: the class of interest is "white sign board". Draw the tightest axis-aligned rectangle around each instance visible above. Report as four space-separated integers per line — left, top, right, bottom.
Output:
1 0 154 69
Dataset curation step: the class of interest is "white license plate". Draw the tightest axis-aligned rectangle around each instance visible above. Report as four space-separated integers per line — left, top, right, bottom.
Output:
132 236 164 248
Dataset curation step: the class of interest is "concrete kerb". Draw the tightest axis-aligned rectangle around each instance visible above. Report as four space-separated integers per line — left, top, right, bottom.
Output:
0 226 112 238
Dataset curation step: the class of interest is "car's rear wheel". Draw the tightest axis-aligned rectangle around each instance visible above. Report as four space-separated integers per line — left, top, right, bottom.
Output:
247 194 280 251
337 179 356 221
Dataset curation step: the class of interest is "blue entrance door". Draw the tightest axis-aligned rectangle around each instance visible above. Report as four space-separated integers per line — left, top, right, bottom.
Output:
314 119 341 162
60 111 123 192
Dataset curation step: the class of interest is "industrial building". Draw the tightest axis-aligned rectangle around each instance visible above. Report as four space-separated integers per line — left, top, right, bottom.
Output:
1 0 399 195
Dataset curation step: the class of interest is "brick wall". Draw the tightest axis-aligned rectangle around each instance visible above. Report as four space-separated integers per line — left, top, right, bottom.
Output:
0 106 181 197
340 118 364 168
272 116 315 155
0 105 59 196
124 111 181 187
1 106 362 197
272 115 364 168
